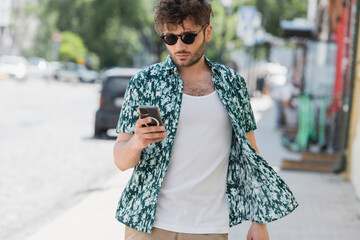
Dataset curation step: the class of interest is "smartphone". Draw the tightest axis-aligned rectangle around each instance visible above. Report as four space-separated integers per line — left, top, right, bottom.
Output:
138 105 163 127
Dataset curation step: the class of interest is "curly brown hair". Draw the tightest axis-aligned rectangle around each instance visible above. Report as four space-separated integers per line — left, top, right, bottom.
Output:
154 0 213 35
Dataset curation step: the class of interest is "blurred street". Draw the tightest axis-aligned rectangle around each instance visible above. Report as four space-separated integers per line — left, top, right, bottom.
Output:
2 77 358 240
1 0 360 239
0 77 118 240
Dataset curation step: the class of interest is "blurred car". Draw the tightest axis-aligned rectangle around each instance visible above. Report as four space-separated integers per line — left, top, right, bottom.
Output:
27 57 49 78
94 67 142 138
54 62 99 83
77 65 99 83
47 61 61 79
54 62 78 82
0 55 28 79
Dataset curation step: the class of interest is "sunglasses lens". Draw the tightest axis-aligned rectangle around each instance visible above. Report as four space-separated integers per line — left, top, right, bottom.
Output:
182 33 196 44
162 32 198 45
163 34 178 45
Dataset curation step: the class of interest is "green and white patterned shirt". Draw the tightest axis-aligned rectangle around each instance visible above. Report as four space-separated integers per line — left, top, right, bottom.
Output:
115 55 298 233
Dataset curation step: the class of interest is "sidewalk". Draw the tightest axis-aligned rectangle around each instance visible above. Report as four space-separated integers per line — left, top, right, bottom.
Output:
26 171 131 240
26 95 360 240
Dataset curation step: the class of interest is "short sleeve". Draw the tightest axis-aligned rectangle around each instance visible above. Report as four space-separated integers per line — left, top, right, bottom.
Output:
116 76 141 134
238 75 257 132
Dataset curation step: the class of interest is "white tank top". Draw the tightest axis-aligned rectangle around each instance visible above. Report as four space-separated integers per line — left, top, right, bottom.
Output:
153 91 232 234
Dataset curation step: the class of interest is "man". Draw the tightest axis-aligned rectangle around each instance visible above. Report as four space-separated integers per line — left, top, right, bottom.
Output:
113 1 298 239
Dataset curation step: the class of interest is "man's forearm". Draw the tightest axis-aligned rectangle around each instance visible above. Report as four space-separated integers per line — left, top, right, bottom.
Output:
113 137 142 171
114 118 168 171
248 222 269 240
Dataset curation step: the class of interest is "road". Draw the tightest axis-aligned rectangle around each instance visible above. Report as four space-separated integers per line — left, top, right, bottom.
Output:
0 77 118 240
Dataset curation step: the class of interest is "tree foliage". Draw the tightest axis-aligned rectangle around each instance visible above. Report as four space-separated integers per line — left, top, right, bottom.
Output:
34 0 149 67
30 0 306 67
255 0 307 36
58 31 88 62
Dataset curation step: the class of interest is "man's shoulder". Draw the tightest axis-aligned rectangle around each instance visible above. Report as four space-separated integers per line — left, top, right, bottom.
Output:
206 58 252 95
208 59 241 79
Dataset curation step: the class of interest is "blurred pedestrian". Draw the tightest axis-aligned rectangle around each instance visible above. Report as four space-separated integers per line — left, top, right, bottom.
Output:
113 1 298 240
271 79 300 129
256 74 266 95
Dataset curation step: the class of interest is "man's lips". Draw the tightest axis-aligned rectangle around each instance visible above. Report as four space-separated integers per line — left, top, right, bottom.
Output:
175 53 190 58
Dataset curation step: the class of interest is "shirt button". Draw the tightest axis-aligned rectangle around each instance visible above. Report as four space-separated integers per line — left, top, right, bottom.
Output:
172 129 175 132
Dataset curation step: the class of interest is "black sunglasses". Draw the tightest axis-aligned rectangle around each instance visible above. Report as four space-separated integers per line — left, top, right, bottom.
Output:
161 24 208 45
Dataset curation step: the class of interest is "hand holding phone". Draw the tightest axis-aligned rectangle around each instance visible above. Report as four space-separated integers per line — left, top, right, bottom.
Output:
131 106 167 150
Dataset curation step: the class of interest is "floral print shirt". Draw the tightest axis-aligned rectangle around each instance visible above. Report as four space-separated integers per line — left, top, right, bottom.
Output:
115 55 298 233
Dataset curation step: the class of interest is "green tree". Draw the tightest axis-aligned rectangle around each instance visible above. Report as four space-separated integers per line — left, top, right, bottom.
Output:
86 0 156 66
58 31 88 62
34 0 146 67
33 0 305 67
32 0 245 66
255 0 307 37
26 0 58 60
207 0 241 63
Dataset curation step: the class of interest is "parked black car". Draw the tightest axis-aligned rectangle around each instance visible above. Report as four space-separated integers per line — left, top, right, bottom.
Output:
94 67 142 138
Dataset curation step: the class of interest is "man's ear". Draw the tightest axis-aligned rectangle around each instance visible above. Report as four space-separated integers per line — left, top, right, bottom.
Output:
205 24 213 42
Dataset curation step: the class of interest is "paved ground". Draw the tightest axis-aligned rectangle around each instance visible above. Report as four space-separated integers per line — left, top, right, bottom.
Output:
0 78 118 240
3 77 360 240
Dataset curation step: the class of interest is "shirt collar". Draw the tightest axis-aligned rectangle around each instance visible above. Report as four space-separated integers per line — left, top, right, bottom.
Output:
164 55 176 70
164 55 221 77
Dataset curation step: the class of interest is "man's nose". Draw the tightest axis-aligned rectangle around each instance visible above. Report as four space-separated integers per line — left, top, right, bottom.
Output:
174 38 186 50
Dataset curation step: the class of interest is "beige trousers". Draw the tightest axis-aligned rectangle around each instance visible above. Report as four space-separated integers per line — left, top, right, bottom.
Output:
125 226 228 240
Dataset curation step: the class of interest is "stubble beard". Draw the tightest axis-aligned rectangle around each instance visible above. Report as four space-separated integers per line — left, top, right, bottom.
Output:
170 39 206 68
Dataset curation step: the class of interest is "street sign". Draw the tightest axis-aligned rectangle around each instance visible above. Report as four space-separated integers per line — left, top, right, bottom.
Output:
237 6 265 46
237 6 256 38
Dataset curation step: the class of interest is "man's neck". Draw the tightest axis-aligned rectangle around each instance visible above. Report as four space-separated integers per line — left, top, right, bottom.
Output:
177 56 210 81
